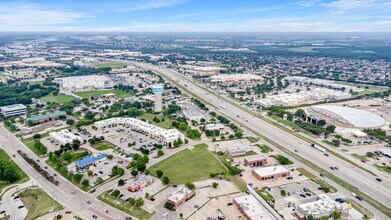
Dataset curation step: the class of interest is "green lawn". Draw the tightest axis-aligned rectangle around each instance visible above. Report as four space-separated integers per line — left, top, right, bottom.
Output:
20 188 63 220
42 94 75 104
98 190 154 220
0 150 29 191
246 137 258 143
25 140 46 157
148 144 225 184
74 89 134 99
93 141 116 151
351 153 368 162
97 62 127 69
256 144 271 153
139 113 173 129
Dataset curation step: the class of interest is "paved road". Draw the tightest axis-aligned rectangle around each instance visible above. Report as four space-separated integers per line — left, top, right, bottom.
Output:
0 125 132 220
132 61 391 218
1 181 31 220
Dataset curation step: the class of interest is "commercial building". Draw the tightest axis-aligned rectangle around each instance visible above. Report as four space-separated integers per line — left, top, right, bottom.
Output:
26 111 67 125
233 195 275 220
379 147 391 157
57 75 115 91
308 105 385 128
204 123 225 131
255 89 352 108
208 74 263 83
0 104 27 118
152 84 164 112
295 194 342 219
128 175 153 192
226 145 253 156
94 118 184 147
182 104 205 122
244 155 267 167
252 165 290 181
49 129 83 145
73 154 107 172
166 187 195 209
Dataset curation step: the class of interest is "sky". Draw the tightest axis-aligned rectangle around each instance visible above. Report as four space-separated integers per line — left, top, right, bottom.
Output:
0 0 390 32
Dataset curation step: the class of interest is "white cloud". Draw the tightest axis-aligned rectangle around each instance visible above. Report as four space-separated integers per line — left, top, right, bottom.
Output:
120 0 185 11
0 1 89 31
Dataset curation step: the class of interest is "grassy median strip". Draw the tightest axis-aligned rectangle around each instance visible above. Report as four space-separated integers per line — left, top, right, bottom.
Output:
153 69 391 218
98 190 154 220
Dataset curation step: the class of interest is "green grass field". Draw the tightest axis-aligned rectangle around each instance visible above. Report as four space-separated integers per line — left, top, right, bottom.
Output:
94 141 116 151
20 188 63 220
0 150 29 191
288 46 337 53
74 89 134 99
97 62 127 69
98 190 154 220
25 140 46 157
148 144 225 184
139 113 173 129
42 94 75 104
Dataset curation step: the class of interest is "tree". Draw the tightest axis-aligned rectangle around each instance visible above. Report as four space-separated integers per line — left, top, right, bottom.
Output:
135 198 144 207
81 179 89 187
137 163 146 172
234 132 243 138
111 189 120 197
87 170 93 177
156 170 164 178
128 197 136 206
131 169 138 176
317 119 326 127
307 215 315 220
118 179 125 186
73 173 83 183
162 176 170 185
96 177 104 185
280 190 286 196
212 182 218 189
33 134 41 139
66 119 74 125
294 109 306 118
326 125 336 133
185 182 195 190
332 211 342 220
157 149 164 157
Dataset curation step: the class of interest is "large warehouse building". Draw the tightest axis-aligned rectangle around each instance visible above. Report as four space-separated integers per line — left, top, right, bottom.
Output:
307 105 386 128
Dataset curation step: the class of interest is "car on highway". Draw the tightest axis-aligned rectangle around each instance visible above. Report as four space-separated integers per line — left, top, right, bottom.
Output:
89 189 96 194
18 205 25 209
13 195 20 199
0 210 6 214
87 201 92 205
330 167 335 170
320 173 324 177
356 196 363 201
227 202 233 206
12 154 16 158
361 160 366 163
294 149 298 152
92 214 98 219
324 153 329 156
65 211 72 214
376 178 382 182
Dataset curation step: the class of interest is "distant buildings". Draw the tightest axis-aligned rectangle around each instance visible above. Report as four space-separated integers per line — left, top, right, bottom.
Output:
0 104 27 118
128 175 153 192
252 165 290 181
233 195 276 220
244 155 267 167
226 145 253 156
152 84 164 112
94 118 184 147
295 194 342 219
208 74 263 83
49 129 83 145
166 187 195 209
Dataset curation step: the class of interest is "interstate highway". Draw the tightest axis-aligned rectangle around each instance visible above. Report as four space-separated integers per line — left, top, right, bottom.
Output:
133 61 391 214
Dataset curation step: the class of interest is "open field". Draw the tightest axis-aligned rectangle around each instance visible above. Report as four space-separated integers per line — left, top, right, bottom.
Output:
98 190 154 220
0 150 29 190
139 113 173 129
75 89 134 99
97 62 127 69
94 141 116 151
42 94 75 104
19 188 63 220
25 140 46 157
148 144 226 184
288 46 337 53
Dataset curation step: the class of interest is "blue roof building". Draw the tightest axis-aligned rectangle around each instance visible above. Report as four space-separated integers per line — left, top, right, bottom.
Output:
75 154 107 170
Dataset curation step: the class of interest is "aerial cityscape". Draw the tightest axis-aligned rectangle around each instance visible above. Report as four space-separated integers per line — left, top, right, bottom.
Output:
0 1 391 220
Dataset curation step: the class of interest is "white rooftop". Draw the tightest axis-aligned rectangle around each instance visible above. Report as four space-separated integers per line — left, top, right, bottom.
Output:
297 194 342 216
234 195 275 220
168 187 193 203
312 105 385 128
0 104 27 111
253 165 289 177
